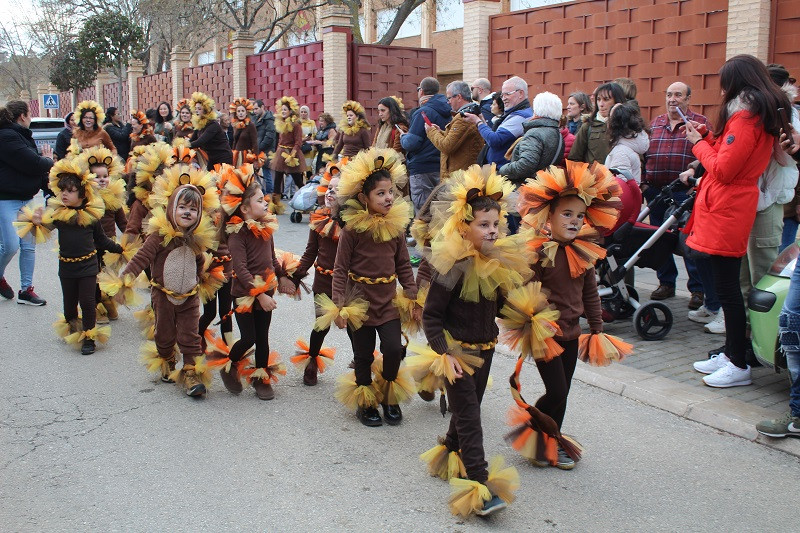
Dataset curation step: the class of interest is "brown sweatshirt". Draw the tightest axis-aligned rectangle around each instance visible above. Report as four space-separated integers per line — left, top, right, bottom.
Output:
227 227 284 299
73 128 117 153
294 227 339 296
423 275 503 354
100 208 127 238
332 227 417 327
232 121 259 152
530 245 602 341
124 199 149 237
333 128 371 158
123 233 203 289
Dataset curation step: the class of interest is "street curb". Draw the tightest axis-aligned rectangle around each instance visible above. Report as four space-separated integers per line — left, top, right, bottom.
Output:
495 346 800 459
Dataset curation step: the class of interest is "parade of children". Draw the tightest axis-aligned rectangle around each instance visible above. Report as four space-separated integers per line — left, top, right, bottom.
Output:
4 54 800 528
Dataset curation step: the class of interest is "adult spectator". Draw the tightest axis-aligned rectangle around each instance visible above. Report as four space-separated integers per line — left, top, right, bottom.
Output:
424 80 483 181
559 115 575 167
299 105 317 179
253 99 276 193
463 75 532 167
54 112 75 160
0 100 53 305
614 77 640 114
103 107 131 160
401 76 451 211
219 112 234 147
470 78 495 122
499 91 564 233
643 81 709 306
565 92 592 135
153 101 174 143
489 93 504 130
309 112 337 174
373 96 409 197
687 54 793 388
568 82 626 165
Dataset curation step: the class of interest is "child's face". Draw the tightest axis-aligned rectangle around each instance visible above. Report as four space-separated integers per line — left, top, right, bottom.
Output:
61 186 81 207
92 166 109 188
548 196 586 242
465 208 500 249
361 178 393 215
325 176 340 209
243 189 268 221
175 200 199 229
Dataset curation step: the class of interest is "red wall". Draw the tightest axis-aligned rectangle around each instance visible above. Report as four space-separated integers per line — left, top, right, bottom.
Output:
489 0 728 123
183 60 232 111
28 98 39 117
137 71 173 111
247 42 324 117
103 82 129 118
771 0 800 87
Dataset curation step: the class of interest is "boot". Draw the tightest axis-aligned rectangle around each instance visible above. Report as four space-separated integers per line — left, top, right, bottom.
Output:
252 378 275 400
81 339 96 355
220 363 243 394
96 303 110 324
103 296 118 320
382 403 403 426
183 367 207 397
303 358 318 386
357 406 383 427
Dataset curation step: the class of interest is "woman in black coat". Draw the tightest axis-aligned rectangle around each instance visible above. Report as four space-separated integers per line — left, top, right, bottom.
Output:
0 100 54 305
103 107 132 161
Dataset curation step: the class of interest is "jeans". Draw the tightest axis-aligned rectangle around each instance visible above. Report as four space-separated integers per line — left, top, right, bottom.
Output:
778 258 800 416
0 199 35 289
409 172 440 212
643 186 702 292
260 168 274 195
694 256 720 313
780 217 798 253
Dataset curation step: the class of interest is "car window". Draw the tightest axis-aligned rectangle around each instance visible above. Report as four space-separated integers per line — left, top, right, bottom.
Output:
29 120 65 130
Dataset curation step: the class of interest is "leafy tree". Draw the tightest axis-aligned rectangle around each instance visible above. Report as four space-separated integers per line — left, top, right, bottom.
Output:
49 40 96 108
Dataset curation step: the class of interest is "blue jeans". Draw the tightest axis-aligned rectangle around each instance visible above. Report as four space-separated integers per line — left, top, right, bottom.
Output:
780 217 798 253
778 258 800 416
644 186 702 292
693 256 720 312
0 199 35 289
260 168 274 195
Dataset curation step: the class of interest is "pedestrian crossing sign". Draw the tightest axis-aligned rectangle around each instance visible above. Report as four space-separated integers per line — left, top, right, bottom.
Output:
43 94 59 109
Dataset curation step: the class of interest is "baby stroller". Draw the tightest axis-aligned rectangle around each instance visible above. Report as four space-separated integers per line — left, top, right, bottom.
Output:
596 175 697 340
288 175 322 223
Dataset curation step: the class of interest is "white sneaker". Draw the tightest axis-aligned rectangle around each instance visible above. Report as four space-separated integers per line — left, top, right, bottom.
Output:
703 361 752 388
704 310 725 334
688 305 718 324
693 352 730 374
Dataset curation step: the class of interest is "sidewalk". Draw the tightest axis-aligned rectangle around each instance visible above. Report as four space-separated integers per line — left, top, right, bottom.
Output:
554 261 800 457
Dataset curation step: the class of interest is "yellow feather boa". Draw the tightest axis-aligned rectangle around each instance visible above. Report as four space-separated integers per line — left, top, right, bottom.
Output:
46 197 105 227
275 114 299 134
146 207 217 252
338 119 369 136
96 179 126 213
340 197 412 242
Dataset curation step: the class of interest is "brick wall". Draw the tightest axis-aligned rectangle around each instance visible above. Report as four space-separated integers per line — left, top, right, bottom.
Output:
351 44 437 125
103 82 129 118
76 86 96 103
59 90 71 117
489 0 728 123
28 98 39 117
137 71 173 111
394 28 462 76
183 60 232 110
246 42 324 116
770 0 800 81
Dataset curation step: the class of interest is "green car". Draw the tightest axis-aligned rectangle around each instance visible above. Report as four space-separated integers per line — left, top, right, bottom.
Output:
748 243 799 372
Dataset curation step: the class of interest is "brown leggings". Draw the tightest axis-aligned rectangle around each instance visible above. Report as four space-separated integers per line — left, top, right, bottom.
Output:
350 319 403 388
443 348 494 484
535 338 579 429
61 275 97 331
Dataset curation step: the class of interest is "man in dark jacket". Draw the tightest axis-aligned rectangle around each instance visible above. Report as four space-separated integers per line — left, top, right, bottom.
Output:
103 107 132 160
54 112 75 160
400 77 451 211
253 99 276 194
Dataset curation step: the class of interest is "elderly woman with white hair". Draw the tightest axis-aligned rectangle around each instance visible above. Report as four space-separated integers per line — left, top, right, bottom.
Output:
299 104 318 179
499 91 565 186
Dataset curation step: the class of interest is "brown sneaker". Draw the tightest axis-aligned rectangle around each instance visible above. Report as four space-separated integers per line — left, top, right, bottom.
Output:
650 284 675 300
184 368 207 397
688 292 704 310
220 364 243 394
252 379 275 400
303 359 318 386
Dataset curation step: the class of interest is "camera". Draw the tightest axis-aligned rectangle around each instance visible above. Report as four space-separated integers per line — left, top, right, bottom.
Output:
459 103 481 117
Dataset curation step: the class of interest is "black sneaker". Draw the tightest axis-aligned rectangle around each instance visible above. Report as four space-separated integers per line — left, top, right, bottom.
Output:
475 495 507 517
0 277 13 300
17 286 46 306
357 406 383 427
81 339 96 355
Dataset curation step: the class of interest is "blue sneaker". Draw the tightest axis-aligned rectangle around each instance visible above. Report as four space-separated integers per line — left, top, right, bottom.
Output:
475 495 507 517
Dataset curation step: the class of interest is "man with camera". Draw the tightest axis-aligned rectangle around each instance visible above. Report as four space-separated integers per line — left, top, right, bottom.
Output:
424 80 484 181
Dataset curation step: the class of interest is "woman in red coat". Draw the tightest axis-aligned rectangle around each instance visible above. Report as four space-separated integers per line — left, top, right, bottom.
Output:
684 55 793 388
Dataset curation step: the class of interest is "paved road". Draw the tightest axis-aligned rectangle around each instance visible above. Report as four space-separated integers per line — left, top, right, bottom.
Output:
1 209 797 531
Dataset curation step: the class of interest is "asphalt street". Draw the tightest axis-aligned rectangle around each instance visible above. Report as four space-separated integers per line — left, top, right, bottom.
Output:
1 207 797 532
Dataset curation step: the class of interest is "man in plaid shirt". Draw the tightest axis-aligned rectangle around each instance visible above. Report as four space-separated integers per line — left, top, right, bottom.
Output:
644 81 710 310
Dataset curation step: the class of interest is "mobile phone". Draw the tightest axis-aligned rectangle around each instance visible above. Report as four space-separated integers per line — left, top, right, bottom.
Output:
421 111 432 126
395 124 405 134
778 107 795 149
675 106 689 123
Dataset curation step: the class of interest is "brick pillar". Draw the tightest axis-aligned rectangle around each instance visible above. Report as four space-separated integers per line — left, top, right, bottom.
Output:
127 59 144 113
170 47 191 107
231 30 254 99
94 71 113 109
321 4 351 115
420 0 433 48
726 0 771 61
462 0 501 83
36 85 48 117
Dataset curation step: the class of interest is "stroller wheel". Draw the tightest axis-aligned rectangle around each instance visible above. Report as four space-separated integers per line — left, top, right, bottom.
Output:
290 211 302 223
633 302 672 341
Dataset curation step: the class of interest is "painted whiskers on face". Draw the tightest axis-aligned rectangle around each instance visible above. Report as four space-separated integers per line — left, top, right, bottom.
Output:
548 196 587 243
175 201 199 229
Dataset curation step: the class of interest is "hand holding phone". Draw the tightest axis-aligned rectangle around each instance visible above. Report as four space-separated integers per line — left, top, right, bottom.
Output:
395 124 405 134
421 111 432 126
778 107 796 150
675 106 689 123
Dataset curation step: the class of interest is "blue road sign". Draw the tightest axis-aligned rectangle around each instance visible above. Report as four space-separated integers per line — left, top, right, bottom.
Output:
43 94 60 109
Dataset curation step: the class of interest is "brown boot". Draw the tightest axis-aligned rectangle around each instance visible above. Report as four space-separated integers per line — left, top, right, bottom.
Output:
183 367 206 397
252 378 275 400
220 363 243 394
303 358 318 386
96 303 110 324
103 297 118 320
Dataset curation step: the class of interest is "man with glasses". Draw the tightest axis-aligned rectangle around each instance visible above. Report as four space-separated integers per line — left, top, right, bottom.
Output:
424 80 484 181
470 78 495 122
401 76 452 212
463 76 532 168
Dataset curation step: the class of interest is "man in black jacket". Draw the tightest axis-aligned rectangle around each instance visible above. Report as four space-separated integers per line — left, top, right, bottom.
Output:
54 113 75 160
253 99 276 194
